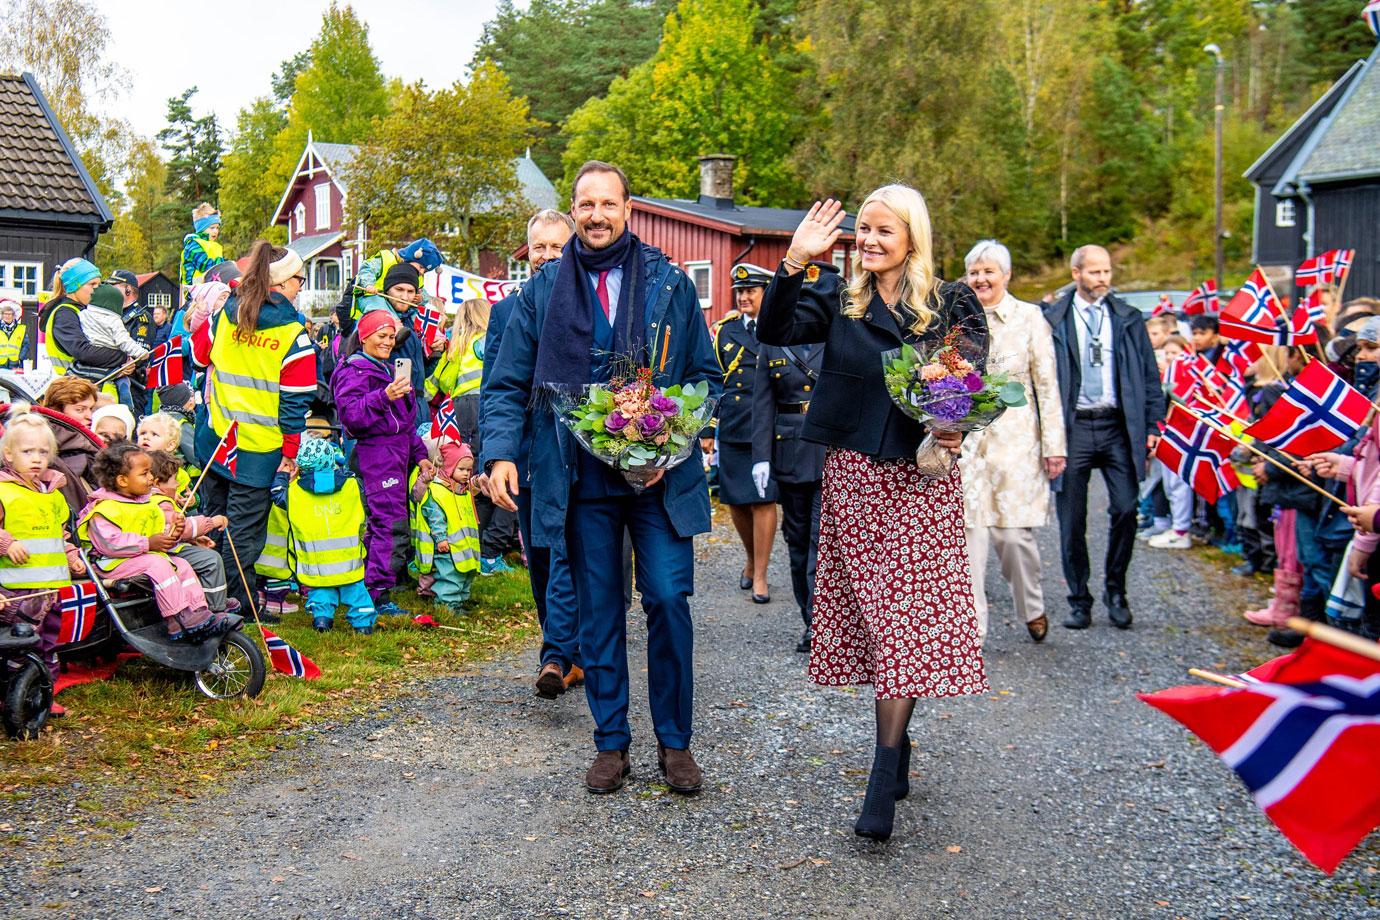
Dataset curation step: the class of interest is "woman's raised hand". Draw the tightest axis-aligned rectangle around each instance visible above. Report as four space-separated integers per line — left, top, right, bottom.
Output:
786 199 847 268
385 377 412 401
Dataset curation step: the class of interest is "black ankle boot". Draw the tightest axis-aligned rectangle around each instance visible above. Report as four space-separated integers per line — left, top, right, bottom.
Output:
895 732 911 801
854 745 900 841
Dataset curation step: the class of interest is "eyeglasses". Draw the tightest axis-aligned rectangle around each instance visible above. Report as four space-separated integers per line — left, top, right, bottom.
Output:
291 275 307 285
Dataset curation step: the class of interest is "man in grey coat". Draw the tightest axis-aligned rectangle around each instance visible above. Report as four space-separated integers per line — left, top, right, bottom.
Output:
1043 245 1166 630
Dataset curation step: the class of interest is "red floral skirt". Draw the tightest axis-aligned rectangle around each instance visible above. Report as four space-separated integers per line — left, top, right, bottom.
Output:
809 448 989 700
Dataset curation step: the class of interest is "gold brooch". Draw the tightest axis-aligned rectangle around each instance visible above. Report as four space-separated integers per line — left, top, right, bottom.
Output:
805 264 820 283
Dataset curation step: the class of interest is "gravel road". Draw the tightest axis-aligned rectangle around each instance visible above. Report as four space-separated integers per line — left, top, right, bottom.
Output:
8 483 1379 919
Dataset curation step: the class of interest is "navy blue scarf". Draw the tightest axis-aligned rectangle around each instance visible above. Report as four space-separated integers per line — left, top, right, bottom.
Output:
533 230 647 390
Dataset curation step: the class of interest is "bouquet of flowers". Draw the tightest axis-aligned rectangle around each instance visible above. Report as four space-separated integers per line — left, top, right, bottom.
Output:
558 368 717 491
882 336 1027 478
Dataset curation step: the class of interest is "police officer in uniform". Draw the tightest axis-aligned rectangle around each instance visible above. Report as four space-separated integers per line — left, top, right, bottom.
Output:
109 269 155 415
710 263 778 603
750 261 832 653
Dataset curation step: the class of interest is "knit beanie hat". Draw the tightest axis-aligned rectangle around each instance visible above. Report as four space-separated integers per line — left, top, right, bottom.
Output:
91 404 135 441
383 262 421 293
357 308 398 342
438 439 472 479
59 259 101 293
190 281 231 312
193 213 222 234
158 382 195 410
1358 316 1380 346
398 238 442 272
296 436 343 472
89 283 124 314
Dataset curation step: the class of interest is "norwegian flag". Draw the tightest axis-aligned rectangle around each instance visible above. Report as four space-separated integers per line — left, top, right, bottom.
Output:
1192 372 1249 419
1301 289 1328 327
1297 249 1356 286
209 420 239 477
1221 269 1286 344
1181 279 1219 315
1150 294 1175 317
260 627 320 680
145 335 185 389
413 303 446 345
1139 638 1380 873
430 396 463 442
56 582 100 644
1154 405 1239 501
1245 360 1372 455
1216 340 1262 381
1286 304 1321 346
1165 354 1200 401
1368 0 1380 37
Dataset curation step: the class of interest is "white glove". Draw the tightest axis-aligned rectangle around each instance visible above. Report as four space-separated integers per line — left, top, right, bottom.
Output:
752 461 771 499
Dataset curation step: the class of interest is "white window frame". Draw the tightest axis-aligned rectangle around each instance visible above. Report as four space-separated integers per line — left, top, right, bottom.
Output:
685 260 712 310
832 248 848 275
147 292 173 310
343 249 354 281
507 258 531 282
294 202 306 236
1275 200 1296 228
314 183 331 230
1 261 42 299
312 257 342 292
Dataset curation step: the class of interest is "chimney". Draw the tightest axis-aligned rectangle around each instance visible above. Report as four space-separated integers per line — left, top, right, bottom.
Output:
698 154 736 209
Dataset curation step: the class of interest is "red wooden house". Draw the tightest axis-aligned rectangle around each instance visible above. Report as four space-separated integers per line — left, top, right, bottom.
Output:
516 156 856 325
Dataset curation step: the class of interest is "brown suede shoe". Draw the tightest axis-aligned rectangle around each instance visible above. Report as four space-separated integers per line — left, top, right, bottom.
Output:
585 749 630 794
1027 615 1048 643
534 662 566 700
657 743 703 794
563 664 585 690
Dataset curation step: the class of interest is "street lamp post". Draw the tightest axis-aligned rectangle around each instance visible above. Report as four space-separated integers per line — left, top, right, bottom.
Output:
1205 43 1225 295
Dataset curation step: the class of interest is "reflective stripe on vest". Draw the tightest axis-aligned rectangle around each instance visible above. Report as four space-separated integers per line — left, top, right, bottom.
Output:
409 470 480 575
182 236 224 286
0 324 26 364
254 505 291 579
0 481 71 588
205 309 302 455
77 497 168 573
351 249 401 319
43 301 76 372
285 478 365 588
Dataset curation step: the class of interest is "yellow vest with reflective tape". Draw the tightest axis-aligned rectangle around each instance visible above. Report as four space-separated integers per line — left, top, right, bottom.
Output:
205 309 303 456
409 469 480 575
0 324 26 366
43 300 78 373
255 504 291 579
351 248 403 319
0 481 71 588
286 477 366 587
77 496 168 574
436 334 484 399
181 236 224 286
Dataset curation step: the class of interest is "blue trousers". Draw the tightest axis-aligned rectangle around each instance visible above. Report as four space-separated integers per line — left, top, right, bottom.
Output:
565 492 695 751
517 488 580 671
1294 511 1343 603
306 579 376 629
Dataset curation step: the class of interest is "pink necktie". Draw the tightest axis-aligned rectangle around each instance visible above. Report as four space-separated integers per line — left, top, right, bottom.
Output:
595 270 611 320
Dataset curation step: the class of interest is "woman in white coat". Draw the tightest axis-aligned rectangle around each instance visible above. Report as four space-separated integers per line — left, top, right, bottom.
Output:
959 240 1066 643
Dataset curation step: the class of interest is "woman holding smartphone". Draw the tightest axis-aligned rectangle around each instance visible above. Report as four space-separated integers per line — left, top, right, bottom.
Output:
333 308 434 616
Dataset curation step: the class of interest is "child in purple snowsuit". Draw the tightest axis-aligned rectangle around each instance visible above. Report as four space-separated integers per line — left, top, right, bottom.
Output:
332 310 432 616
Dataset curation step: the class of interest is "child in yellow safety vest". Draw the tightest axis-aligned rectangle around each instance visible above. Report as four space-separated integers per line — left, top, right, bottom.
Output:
147 450 238 617
410 440 480 613
77 442 234 643
271 436 376 634
0 409 89 698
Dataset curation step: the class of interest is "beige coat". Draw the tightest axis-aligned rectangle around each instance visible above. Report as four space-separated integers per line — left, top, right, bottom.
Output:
960 293 1066 529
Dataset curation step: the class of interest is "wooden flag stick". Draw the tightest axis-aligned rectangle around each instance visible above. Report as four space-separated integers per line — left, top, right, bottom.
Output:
1189 369 1249 426
221 526 269 639
1174 401 1347 508
179 463 214 514
1188 668 1248 689
352 286 443 312
1285 616 1380 664
92 359 139 387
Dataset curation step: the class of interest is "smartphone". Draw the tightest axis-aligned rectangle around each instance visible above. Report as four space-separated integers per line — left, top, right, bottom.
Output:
393 357 412 383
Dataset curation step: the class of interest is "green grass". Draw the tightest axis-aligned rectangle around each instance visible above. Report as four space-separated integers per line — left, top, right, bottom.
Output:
0 569 537 812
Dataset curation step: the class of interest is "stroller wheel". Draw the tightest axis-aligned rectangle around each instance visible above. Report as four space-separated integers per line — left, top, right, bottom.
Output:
194 631 266 700
4 659 53 740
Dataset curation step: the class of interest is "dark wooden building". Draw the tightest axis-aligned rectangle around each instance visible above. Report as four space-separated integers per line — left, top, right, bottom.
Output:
135 271 178 314
0 71 113 360
515 155 857 326
1247 46 1380 299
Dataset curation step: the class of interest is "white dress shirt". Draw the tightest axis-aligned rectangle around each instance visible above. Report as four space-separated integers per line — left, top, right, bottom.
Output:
587 266 624 325
1072 292 1116 410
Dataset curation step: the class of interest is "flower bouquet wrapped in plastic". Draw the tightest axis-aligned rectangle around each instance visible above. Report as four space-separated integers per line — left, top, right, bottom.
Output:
558 368 718 492
882 336 1028 479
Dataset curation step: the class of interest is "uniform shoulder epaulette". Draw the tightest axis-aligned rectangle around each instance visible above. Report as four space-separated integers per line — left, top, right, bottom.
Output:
712 310 742 328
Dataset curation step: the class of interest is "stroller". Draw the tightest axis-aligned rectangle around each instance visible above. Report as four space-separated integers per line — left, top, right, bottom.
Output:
32 406 266 704
0 620 53 739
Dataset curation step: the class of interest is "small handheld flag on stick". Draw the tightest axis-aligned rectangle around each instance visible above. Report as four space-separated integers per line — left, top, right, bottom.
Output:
221 526 320 681
56 582 99 644
145 336 184 390
1181 279 1219 315
1243 360 1372 455
181 421 238 512
430 397 463 442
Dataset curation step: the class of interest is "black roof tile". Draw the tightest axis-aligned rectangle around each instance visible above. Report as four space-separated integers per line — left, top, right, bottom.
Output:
0 73 112 223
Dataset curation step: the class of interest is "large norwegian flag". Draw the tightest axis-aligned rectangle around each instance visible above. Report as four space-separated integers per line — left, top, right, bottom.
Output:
145 336 185 390
1297 248 1356 286
1154 405 1239 501
1181 279 1219 316
1139 638 1380 873
1245 360 1372 455
1216 340 1262 381
56 582 100 644
260 627 320 680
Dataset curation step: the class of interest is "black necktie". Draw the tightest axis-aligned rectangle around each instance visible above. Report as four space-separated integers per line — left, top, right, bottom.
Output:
746 319 756 335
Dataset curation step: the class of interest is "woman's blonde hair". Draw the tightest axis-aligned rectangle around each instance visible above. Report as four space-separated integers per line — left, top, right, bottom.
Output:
448 298 491 359
0 405 58 460
843 184 940 336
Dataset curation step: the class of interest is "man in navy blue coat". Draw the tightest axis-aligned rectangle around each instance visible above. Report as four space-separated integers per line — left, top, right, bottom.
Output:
480 161 721 794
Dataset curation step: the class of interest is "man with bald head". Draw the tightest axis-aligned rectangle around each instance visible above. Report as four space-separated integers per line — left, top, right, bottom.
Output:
1043 245 1165 631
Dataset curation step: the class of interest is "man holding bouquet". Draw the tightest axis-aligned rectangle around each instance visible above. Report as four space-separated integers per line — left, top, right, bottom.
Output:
481 161 721 795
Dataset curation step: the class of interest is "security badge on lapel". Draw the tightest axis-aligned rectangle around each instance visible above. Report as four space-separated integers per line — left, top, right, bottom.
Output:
1089 336 1104 367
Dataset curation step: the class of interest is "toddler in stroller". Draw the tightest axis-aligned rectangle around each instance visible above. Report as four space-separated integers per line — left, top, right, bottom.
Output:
77 443 233 643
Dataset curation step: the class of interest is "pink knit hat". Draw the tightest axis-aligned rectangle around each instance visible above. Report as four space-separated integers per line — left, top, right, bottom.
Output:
357 309 398 343
438 439 472 478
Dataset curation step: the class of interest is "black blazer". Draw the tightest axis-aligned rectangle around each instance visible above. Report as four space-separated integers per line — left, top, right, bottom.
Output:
756 264 988 460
